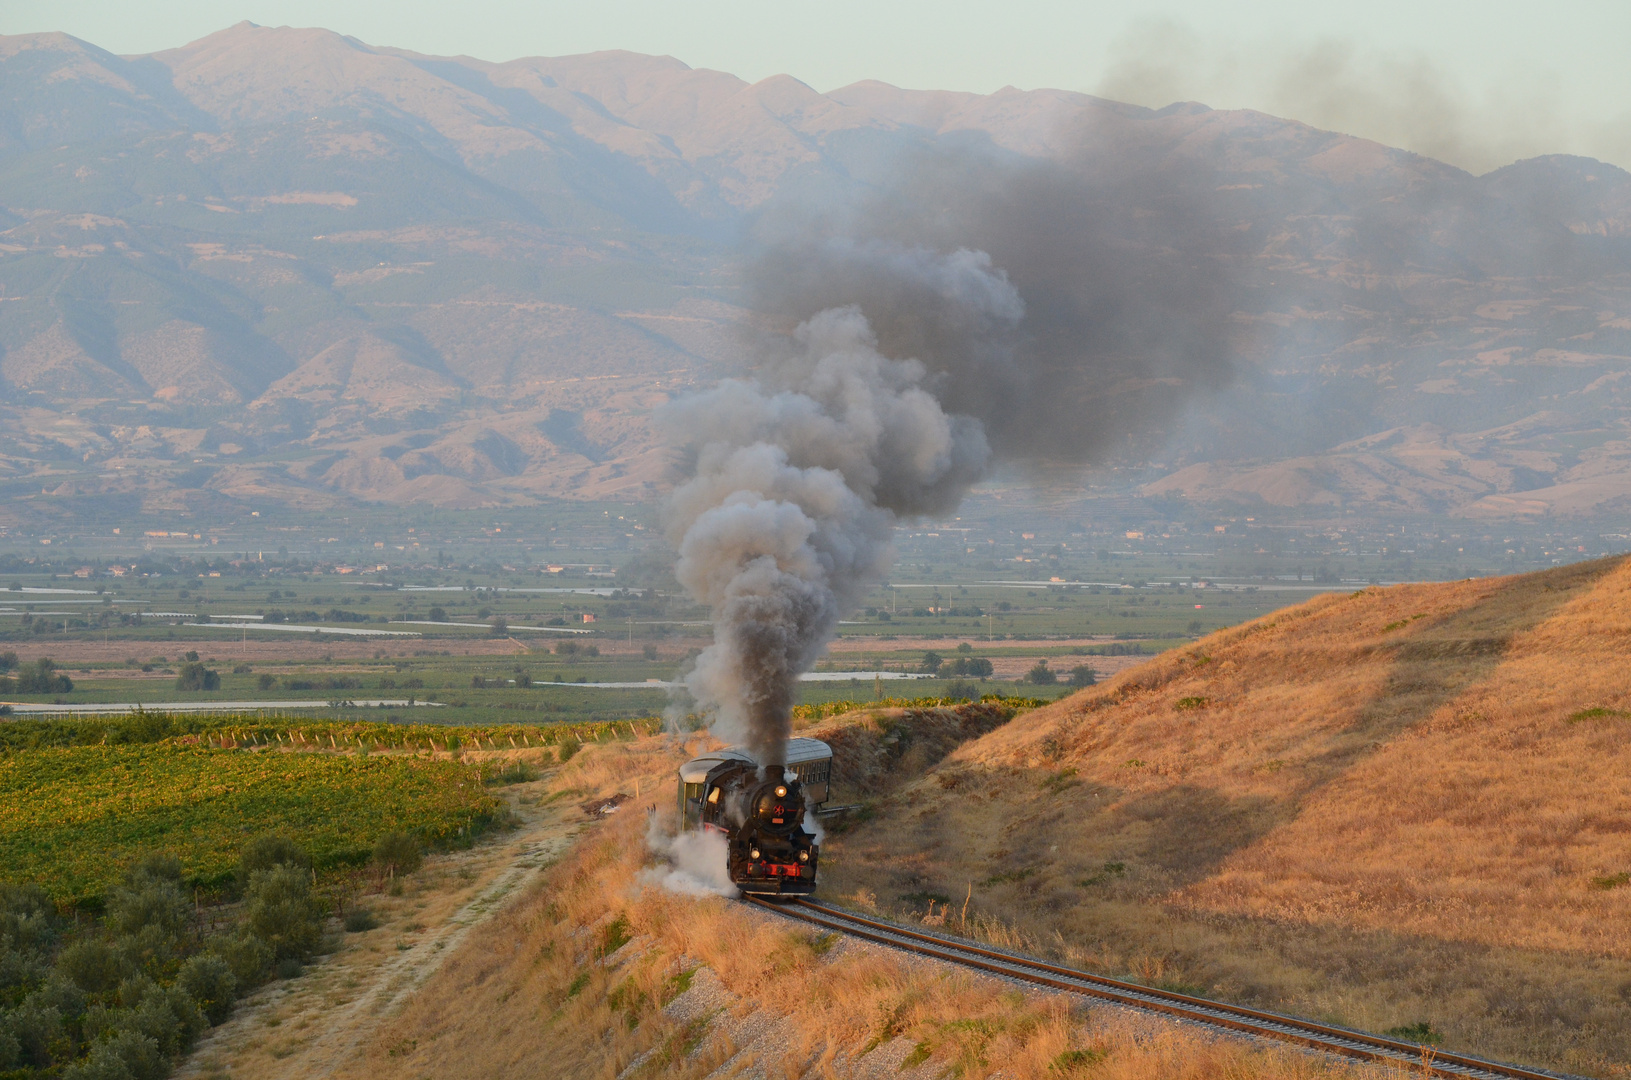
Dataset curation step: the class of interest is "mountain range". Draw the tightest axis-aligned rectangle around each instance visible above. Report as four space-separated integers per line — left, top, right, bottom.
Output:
2 22 1629 522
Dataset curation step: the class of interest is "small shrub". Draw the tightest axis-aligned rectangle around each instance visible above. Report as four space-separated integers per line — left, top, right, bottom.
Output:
173 661 220 692
489 760 538 786
343 908 380 933
1174 696 1208 711
176 953 237 1025
597 914 631 956
1589 872 1630 891
1051 1047 1108 1072
1569 706 1628 724
1079 862 1128 887
556 739 580 763
1025 661 1057 685
372 831 423 876
65 1029 166 1080
257 673 276 691
244 865 323 962
237 834 312 886
206 932 273 987
1040 767 1078 794
12 658 72 694
1384 1021 1442 1045
57 939 124 995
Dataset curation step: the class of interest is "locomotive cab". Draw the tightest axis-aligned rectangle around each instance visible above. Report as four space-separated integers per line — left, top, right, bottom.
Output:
676 737 831 896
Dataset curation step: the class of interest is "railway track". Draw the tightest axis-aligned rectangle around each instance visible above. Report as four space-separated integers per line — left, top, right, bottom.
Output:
744 896 1579 1080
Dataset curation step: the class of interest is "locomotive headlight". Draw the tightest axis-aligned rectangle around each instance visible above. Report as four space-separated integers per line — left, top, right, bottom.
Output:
750 848 761 860
798 851 810 863
774 785 788 798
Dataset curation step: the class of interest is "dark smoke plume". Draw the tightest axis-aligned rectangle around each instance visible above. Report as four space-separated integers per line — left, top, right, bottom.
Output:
663 125 1244 766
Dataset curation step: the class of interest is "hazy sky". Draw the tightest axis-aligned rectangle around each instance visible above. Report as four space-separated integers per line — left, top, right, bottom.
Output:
7 0 1630 173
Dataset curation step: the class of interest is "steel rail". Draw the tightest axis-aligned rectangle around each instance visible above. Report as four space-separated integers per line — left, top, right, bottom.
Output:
743 895 1578 1080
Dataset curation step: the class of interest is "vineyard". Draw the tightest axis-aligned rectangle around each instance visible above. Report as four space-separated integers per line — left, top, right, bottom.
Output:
0 695 1027 906
0 744 507 904
0 714 666 906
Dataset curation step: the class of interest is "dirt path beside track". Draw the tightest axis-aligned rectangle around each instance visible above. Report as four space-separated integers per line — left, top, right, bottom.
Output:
174 777 582 1080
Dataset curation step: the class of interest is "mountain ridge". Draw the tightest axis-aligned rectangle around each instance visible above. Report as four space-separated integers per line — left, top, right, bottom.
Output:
1 24 1629 522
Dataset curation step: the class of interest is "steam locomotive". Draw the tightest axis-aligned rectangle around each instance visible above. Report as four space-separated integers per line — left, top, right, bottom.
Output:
677 737 831 896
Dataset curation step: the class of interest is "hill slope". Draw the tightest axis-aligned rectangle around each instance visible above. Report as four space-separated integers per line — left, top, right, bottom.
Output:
822 555 1631 1076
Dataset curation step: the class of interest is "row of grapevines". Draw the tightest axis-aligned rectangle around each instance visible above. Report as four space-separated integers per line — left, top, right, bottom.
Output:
0 711 665 752
790 693 1047 722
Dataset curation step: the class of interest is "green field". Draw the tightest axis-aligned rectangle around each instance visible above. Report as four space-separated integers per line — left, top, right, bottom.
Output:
1 743 503 904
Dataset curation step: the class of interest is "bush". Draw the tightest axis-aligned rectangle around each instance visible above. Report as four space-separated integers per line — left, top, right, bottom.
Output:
98 978 205 1058
554 641 579 657
944 680 978 702
105 858 189 944
556 739 580 764
950 656 993 678
205 932 272 988
0 650 16 671
372 832 422 876
176 954 237 1025
12 658 72 694
57 938 125 996
427 606 447 622
236 834 311 887
343 908 379 933
6 987 69 1068
173 662 219 692
489 760 537 786
257 673 276 690
1025 661 1058 685
488 616 509 637
1068 664 1097 687
243 865 322 963
65 1029 165 1080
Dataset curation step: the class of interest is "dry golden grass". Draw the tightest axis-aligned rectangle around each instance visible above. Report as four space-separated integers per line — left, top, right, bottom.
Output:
820 556 1631 1077
333 785 1407 1080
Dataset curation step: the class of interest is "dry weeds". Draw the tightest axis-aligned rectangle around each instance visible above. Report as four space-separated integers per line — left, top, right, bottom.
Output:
821 556 1631 1077
334 789 1406 1080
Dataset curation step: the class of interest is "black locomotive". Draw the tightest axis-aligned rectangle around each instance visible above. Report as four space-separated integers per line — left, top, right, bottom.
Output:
678 738 831 896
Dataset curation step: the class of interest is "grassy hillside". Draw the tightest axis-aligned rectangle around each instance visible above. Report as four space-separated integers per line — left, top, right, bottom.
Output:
304 703 1379 1080
820 555 1631 1077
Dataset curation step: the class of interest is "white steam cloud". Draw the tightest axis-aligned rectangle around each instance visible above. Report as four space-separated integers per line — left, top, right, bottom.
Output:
641 816 739 897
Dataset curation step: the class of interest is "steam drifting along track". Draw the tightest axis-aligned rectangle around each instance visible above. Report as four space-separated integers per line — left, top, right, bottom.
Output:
745 896 1580 1080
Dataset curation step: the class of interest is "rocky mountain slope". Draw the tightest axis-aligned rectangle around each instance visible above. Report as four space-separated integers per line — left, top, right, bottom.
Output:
1 23 1629 518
